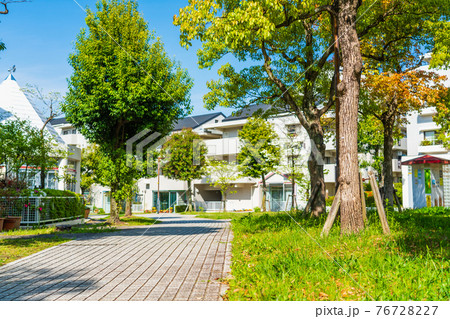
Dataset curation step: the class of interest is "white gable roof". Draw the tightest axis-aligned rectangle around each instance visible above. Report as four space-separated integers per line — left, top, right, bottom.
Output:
0 74 64 144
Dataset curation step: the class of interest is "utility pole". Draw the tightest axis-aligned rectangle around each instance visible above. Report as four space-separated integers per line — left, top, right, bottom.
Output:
157 157 161 214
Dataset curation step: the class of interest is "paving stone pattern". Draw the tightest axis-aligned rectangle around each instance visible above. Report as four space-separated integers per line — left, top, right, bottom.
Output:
0 214 232 301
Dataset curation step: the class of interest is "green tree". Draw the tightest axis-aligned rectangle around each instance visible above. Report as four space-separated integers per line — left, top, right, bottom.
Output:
357 115 385 177
358 0 450 207
62 0 193 223
80 145 101 194
174 0 337 218
174 0 450 234
237 117 280 212
162 128 208 212
0 119 62 186
207 160 240 212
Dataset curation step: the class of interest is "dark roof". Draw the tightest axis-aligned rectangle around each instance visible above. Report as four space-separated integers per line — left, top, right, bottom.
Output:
173 112 224 131
50 117 69 126
222 104 273 122
50 112 225 132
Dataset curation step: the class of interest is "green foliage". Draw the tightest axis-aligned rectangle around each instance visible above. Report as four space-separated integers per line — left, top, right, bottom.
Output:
325 196 334 207
253 207 261 213
175 205 188 213
0 119 63 185
62 0 193 221
237 117 280 178
224 209 449 300
394 183 403 205
162 129 208 182
207 160 240 211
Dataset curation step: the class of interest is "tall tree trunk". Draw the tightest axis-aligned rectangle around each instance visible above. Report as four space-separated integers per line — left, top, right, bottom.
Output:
337 0 364 234
261 173 267 212
187 180 193 212
307 126 326 217
223 192 227 212
109 192 120 224
382 117 395 207
40 168 46 189
125 196 132 217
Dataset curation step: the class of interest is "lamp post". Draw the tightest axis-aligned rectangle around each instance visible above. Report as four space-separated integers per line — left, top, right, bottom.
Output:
157 157 161 214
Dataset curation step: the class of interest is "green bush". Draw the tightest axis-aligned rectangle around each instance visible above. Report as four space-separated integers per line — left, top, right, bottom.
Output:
394 183 403 205
253 206 261 213
402 207 450 216
99 208 105 215
175 205 187 213
363 182 372 192
325 196 334 206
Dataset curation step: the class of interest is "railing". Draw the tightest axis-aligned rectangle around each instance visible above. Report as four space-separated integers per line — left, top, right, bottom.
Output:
270 200 286 212
0 196 84 225
132 203 143 212
420 139 443 146
196 201 223 211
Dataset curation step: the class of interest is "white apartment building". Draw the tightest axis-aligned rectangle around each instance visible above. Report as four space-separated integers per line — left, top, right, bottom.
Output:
139 105 344 212
0 73 81 192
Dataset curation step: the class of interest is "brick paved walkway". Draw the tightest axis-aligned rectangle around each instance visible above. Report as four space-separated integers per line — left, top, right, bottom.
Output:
0 214 232 301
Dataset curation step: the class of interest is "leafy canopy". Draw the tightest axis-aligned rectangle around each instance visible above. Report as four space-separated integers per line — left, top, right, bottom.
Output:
63 0 193 152
237 117 280 178
162 128 208 182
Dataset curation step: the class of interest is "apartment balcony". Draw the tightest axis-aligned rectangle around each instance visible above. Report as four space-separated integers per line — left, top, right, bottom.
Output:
418 139 447 154
203 137 240 156
67 145 81 161
393 137 407 151
195 175 257 186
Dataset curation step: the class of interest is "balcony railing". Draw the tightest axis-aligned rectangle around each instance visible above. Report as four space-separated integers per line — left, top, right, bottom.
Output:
420 139 443 146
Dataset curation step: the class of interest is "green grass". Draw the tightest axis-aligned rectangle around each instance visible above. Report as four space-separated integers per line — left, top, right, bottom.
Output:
182 211 278 220
119 216 161 226
0 224 117 237
0 237 70 267
0 223 118 267
219 209 449 301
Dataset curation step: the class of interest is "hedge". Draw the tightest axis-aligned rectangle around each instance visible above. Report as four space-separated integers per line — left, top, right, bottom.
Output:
0 188 84 222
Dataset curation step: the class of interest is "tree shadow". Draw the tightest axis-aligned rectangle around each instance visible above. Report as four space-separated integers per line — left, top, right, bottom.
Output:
0 263 98 301
392 212 450 259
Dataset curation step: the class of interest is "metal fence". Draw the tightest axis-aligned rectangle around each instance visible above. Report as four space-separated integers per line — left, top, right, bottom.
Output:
0 196 83 225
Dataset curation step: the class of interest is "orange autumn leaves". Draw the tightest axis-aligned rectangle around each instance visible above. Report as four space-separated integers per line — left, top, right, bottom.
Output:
362 70 448 115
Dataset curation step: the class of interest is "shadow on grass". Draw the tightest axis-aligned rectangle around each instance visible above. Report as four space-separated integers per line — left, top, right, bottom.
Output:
391 212 450 259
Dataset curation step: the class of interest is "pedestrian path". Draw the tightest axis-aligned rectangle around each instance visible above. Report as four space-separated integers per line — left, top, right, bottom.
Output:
0 214 232 301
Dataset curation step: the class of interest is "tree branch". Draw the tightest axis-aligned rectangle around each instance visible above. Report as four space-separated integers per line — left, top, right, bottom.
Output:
261 41 309 130
0 1 29 14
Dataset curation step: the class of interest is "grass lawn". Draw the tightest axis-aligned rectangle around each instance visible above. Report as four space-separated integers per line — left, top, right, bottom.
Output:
195 209 449 301
0 215 160 267
0 237 70 267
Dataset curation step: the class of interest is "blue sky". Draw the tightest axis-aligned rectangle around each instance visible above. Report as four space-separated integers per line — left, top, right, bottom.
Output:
0 0 238 116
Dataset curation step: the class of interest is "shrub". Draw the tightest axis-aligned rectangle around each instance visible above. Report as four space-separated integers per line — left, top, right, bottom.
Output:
402 207 450 216
99 208 105 215
363 182 372 192
253 206 261 213
394 183 403 205
175 205 187 213
325 196 334 207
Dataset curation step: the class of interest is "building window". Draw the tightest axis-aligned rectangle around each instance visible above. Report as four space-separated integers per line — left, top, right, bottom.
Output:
63 130 69 135
146 184 150 190
72 129 77 134
424 130 436 141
